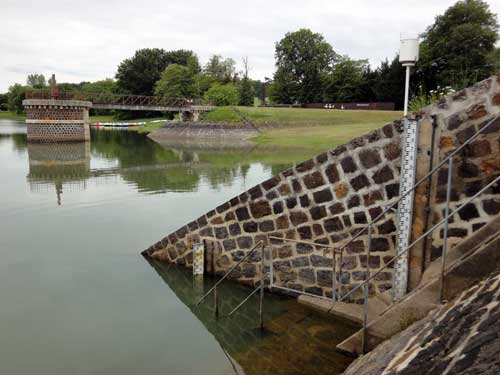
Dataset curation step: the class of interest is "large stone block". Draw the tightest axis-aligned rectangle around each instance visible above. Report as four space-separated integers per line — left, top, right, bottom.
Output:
303 171 325 189
249 201 272 218
313 188 333 204
359 149 381 169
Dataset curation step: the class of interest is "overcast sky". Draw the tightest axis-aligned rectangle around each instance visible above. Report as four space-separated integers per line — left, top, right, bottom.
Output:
1 0 499 92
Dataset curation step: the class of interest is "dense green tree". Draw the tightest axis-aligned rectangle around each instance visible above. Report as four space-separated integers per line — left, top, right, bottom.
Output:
56 82 87 91
203 55 237 83
0 93 8 111
372 56 406 109
164 49 201 74
323 56 368 102
238 57 254 106
7 84 29 114
204 83 239 106
486 47 500 73
26 74 47 89
116 48 200 96
272 29 336 103
154 64 198 98
357 66 380 102
252 80 264 104
238 78 254 106
419 0 499 89
81 79 117 94
266 82 278 104
80 79 118 116
196 73 216 95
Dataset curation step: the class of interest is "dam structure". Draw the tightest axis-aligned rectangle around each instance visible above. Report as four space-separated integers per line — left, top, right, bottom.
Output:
143 74 500 354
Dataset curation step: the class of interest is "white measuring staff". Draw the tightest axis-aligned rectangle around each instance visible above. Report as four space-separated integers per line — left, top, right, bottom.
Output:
393 117 419 301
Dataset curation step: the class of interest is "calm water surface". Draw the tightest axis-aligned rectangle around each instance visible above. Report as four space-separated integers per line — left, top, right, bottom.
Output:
0 120 355 375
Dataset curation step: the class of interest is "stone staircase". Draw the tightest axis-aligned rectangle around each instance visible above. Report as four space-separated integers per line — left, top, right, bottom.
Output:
299 291 391 325
334 213 500 355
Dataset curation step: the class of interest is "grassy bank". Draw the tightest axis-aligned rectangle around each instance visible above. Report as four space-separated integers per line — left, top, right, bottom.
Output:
206 106 401 127
205 106 402 149
0 111 25 120
1 107 403 150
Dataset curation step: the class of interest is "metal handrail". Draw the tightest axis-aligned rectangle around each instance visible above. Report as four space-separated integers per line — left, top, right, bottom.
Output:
336 175 500 306
195 240 266 328
25 89 214 107
349 173 499 353
335 113 500 299
196 240 264 306
267 235 342 300
268 235 342 252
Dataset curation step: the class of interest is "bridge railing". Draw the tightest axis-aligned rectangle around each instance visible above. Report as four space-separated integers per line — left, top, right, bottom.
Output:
25 90 214 107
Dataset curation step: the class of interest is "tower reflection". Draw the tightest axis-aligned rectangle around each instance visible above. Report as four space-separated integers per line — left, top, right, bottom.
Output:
27 142 91 205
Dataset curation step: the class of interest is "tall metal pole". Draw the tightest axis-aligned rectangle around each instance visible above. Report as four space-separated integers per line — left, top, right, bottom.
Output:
259 243 265 329
439 158 453 302
332 248 337 301
403 65 411 117
362 224 372 354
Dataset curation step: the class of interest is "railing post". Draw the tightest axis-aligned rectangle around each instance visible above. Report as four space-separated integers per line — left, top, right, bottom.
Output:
259 243 265 329
332 247 337 301
338 249 343 300
362 224 372 354
214 285 219 318
269 237 274 291
439 158 453 303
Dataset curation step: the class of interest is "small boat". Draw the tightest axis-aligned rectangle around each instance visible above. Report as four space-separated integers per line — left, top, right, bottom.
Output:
91 122 146 128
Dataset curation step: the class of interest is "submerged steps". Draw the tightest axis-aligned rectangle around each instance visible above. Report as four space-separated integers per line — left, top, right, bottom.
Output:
298 293 391 326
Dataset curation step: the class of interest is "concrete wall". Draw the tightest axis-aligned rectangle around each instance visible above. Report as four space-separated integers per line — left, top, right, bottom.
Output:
143 74 500 301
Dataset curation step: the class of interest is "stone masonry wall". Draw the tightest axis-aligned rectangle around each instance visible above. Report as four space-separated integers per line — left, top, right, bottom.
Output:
143 74 500 302
144 120 404 299
422 75 500 263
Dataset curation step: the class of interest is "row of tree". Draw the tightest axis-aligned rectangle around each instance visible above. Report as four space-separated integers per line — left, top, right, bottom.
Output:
116 49 256 106
270 0 499 107
1 51 257 114
2 0 498 114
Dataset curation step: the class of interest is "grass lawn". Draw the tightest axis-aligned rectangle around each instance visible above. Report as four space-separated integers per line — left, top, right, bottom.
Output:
1 107 403 151
251 123 394 149
129 121 165 133
205 106 402 149
0 111 25 120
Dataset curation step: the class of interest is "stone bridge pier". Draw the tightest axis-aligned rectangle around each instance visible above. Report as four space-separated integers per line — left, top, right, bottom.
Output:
23 99 92 142
180 110 201 122
23 75 92 142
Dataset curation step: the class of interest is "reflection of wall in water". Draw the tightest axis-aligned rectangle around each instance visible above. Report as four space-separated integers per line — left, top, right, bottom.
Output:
27 142 91 205
146 259 288 356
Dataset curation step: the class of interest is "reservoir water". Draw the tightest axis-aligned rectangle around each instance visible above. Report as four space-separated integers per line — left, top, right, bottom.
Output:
0 120 355 375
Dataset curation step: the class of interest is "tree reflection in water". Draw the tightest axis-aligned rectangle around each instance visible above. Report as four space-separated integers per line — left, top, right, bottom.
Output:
20 128 317 201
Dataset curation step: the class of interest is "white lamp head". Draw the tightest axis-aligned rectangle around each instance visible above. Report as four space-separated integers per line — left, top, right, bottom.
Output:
399 38 420 66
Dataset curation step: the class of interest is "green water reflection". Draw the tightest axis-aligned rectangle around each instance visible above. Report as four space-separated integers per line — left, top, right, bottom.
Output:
21 128 319 200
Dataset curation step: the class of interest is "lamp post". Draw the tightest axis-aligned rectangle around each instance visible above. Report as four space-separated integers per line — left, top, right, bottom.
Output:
399 38 419 117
